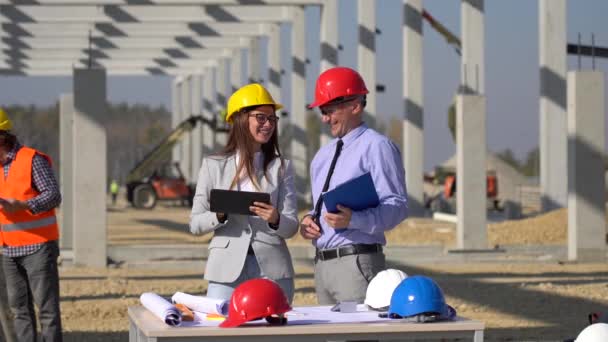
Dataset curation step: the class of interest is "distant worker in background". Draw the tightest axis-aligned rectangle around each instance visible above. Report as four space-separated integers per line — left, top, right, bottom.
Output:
0 108 63 342
300 67 409 304
190 84 298 303
110 179 119 206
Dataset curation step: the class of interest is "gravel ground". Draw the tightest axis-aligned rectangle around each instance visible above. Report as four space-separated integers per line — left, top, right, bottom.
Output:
41 205 608 341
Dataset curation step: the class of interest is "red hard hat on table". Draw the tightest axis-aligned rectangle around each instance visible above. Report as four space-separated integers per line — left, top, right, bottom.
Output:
219 278 291 328
308 67 369 109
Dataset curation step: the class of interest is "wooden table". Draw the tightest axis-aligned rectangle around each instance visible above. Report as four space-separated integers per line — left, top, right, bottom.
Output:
128 306 484 342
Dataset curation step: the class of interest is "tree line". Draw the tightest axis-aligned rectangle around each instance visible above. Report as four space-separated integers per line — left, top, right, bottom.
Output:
4 103 171 185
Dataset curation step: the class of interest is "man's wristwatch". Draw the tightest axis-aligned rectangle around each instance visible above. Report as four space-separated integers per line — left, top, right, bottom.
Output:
216 213 228 224
268 218 280 230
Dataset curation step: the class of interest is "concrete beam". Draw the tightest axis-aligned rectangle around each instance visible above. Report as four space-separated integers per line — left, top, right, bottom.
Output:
318 0 337 146
567 71 606 262
72 68 107 267
191 73 203 182
1 59 218 69
247 36 261 83
0 5 293 23
214 57 228 148
171 77 181 165
0 36 247 49
0 0 323 5
539 0 567 211
0 66 212 75
461 0 484 94
180 75 192 182
289 5 307 204
202 66 215 155
59 93 74 251
456 94 487 250
266 22 281 109
1 21 269 37
1 48 233 60
402 0 424 217
357 0 377 129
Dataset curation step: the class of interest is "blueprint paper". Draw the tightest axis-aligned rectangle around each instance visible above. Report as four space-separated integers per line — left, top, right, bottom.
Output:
171 292 229 316
140 292 182 326
179 305 390 327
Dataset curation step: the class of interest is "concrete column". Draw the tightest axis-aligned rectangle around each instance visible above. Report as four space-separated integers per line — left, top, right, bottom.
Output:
539 0 567 211
72 68 107 268
456 95 487 250
357 0 377 129
171 77 182 164
461 0 485 94
180 75 192 182
319 0 339 146
290 6 309 204
403 0 424 217
267 23 282 108
202 68 215 155
567 71 606 262
191 73 203 180
248 37 262 83
231 48 243 92
59 93 74 250
215 58 229 148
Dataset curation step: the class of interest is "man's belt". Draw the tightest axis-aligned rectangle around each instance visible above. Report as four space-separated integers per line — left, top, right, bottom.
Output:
316 244 382 261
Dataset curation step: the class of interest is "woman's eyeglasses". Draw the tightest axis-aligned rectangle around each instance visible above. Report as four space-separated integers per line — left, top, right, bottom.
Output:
249 113 280 125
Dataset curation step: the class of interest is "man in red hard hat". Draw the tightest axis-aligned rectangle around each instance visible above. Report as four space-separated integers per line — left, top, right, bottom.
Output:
300 67 409 305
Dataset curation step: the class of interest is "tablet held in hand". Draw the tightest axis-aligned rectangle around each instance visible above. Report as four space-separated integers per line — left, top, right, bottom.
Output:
210 189 271 216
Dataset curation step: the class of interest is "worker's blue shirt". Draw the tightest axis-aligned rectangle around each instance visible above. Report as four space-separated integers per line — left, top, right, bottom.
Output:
310 123 408 249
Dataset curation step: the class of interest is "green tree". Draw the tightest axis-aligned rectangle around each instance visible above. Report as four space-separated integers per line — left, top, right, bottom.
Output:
521 147 540 177
496 148 521 171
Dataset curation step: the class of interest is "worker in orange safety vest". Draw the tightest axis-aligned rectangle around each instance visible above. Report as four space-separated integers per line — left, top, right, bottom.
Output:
0 107 63 342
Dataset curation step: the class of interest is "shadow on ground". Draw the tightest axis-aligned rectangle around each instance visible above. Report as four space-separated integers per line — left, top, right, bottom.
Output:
65 331 127 342
388 261 606 341
135 219 190 234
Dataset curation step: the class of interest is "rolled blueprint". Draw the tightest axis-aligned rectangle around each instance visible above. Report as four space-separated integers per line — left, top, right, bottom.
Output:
140 292 182 326
171 292 229 316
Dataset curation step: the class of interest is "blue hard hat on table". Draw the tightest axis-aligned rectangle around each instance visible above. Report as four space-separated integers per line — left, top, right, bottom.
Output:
388 275 451 318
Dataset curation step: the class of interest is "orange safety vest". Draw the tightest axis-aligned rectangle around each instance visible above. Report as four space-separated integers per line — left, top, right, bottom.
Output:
0 147 59 247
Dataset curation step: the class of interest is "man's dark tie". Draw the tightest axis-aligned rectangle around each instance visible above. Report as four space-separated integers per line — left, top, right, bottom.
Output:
313 139 344 226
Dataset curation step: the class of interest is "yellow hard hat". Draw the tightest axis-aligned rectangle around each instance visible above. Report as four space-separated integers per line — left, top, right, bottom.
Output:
225 83 283 123
0 108 12 131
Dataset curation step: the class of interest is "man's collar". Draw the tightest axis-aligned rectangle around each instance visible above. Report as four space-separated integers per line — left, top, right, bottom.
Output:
336 123 367 147
5 143 21 163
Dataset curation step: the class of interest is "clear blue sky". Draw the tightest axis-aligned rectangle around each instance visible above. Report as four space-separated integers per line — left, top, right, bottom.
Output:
0 0 607 171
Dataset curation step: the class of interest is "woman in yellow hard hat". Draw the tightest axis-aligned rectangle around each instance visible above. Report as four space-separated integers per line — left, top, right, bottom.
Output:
190 83 298 304
0 108 13 131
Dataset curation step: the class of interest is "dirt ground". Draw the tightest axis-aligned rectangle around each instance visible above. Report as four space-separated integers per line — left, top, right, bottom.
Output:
48 204 608 341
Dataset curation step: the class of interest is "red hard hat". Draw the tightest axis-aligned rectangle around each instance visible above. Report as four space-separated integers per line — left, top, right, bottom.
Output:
308 67 369 108
219 278 291 328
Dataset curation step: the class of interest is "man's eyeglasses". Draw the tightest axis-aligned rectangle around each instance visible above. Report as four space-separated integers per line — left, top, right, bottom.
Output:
319 96 360 115
249 113 280 125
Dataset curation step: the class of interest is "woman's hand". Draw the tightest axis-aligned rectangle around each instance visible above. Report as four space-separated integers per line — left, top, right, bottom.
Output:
250 202 279 225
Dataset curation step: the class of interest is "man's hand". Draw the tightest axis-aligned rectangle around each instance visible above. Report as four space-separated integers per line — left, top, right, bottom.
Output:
299 215 321 240
250 202 279 225
324 204 352 229
0 198 29 213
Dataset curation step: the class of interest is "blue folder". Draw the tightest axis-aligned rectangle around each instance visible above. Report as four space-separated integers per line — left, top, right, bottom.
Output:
322 172 380 213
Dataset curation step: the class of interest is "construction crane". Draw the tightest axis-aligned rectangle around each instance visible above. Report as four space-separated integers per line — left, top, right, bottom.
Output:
126 115 228 209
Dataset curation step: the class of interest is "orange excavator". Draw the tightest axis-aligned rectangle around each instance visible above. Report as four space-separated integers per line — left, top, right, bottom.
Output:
126 115 228 209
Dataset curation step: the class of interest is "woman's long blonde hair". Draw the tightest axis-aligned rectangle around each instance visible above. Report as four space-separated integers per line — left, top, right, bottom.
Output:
219 105 283 190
